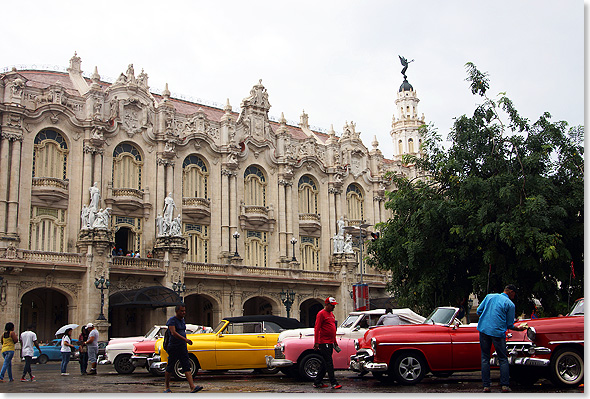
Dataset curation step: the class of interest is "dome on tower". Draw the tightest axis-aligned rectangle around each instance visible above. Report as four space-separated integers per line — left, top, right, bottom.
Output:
399 78 414 92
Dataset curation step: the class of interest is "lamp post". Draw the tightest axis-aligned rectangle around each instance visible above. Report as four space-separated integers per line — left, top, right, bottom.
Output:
280 289 296 318
344 222 372 284
94 275 110 321
290 237 298 262
172 278 186 301
233 231 240 258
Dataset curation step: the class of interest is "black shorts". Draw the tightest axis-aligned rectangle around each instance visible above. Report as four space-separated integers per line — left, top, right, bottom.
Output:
165 345 191 374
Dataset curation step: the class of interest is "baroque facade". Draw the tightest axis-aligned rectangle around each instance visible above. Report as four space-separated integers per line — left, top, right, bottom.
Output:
0 53 424 340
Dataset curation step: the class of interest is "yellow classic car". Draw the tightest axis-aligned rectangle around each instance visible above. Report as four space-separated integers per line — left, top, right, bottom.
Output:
150 315 304 379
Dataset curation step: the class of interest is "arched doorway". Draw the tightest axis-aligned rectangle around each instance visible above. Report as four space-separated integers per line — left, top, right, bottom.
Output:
183 294 218 328
243 296 274 316
115 226 133 255
20 288 70 343
300 298 323 327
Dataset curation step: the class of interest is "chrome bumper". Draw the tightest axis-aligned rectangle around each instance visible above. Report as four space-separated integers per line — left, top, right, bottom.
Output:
98 355 111 365
149 355 167 371
491 346 551 367
350 358 388 372
265 355 293 368
130 354 148 368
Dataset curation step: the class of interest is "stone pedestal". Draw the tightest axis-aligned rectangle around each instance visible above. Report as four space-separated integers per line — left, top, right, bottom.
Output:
330 252 358 319
153 236 189 260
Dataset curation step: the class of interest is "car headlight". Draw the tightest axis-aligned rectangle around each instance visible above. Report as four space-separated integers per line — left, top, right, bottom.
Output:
526 326 536 342
354 339 360 351
371 337 377 352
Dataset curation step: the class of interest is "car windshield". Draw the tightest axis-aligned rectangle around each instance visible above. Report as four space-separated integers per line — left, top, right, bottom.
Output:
340 315 360 328
568 299 584 316
424 308 456 325
144 326 159 338
212 321 227 334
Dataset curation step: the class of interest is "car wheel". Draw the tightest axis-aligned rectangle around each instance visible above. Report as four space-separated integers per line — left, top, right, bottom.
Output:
298 353 323 382
391 352 427 385
510 366 539 386
37 354 49 364
173 355 199 380
372 371 394 383
549 348 584 387
114 354 136 374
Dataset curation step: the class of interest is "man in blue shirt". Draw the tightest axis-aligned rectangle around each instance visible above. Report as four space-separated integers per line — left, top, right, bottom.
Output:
477 284 527 392
164 304 203 393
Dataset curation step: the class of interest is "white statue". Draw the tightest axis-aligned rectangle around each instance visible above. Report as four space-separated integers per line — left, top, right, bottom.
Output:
343 234 354 254
169 214 182 236
163 193 176 225
156 213 164 237
92 208 105 229
337 216 346 237
333 234 343 254
89 182 100 211
81 204 90 230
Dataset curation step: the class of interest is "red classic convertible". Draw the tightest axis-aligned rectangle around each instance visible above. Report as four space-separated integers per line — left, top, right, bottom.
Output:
491 298 584 387
350 307 481 385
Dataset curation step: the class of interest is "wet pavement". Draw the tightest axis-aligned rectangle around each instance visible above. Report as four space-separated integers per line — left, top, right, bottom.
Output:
0 361 583 394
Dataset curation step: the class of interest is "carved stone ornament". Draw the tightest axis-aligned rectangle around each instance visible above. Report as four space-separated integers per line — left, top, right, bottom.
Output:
6 113 22 129
1 131 23 142
121 98 147 137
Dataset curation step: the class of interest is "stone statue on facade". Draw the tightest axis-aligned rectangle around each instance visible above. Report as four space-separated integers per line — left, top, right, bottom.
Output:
399 55 414 79
89 182 100 211
343 234 354 254
163 193 176 225
333 216 347 254
81 204 90 230
169 214 182 236
156 213 164 237
92 208 111 229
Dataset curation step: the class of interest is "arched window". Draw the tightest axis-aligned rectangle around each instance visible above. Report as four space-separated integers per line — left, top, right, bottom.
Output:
184 223 209 263
245 230 268 267
183 155 208 198
408 138 415 153
300 236 320 271
32 129 68 180
112 143 142 190
347 184 364 221
244 166 266 207
29 207 66 252
398 139 403 155
298 175 318 214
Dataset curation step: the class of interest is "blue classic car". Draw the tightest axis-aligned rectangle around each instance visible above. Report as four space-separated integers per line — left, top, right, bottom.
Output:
28 339 79 363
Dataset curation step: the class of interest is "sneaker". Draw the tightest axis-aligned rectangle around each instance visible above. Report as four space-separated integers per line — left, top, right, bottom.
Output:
483 387 491 393
30 376 35 382
20 378 27 382
87 370 97 375
332 384 342 389
190 386 203 393
61 373 69 376
313 384 329 388
163 389 172 393
501 386 512 393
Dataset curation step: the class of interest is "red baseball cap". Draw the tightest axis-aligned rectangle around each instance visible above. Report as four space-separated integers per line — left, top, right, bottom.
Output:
325 297 338 305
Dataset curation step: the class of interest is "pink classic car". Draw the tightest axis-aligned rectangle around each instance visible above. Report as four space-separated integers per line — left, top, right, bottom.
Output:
266 308 425 381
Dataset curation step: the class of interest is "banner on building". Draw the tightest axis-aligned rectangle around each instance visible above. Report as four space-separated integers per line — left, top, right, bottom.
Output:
352 283 369 311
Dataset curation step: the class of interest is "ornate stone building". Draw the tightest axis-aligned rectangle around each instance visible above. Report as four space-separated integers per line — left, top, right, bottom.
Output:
0 53 423 340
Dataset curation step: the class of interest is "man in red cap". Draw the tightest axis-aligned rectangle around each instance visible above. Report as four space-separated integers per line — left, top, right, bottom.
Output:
313 297 342 389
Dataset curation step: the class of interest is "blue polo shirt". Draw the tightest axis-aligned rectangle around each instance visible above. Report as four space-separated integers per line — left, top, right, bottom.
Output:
166 315 187 349
476 292 516 337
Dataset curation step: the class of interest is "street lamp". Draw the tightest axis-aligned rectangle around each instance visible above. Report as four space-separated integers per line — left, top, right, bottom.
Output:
233 231 240 258
94 275 110 321
290 237 298 262
172 278 186 301
280 289 296 318
344 222 372 284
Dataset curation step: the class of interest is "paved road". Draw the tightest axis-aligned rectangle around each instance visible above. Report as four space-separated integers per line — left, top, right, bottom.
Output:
0 362 583 394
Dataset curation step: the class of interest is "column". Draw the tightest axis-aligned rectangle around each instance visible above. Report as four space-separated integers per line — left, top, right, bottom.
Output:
229 171 237 239
373 197 380 225
285 182 293 244
278 182 286 258
221 170 230 253
93 151 103 194
165 164 174 196
156 159 165 219
0 136 10 233
81 146 93 210
6 138 22 235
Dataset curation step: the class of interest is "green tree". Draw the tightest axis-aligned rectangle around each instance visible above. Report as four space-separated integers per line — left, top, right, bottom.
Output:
368 63 584 316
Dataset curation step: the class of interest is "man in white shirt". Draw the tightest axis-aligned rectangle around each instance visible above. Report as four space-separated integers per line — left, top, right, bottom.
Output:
20 325 41 382
84 323 100 375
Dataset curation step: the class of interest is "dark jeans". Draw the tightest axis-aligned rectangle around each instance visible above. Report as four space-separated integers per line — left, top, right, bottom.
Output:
79 351 88 374
480 332 509 387
314 343 337 386
22 356 33 378
60 352 71 374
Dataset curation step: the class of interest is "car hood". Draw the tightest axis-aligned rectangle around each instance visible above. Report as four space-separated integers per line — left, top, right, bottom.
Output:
107 336 144 345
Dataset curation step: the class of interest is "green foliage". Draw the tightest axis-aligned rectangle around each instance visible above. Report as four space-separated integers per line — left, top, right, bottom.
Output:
368 63 584 317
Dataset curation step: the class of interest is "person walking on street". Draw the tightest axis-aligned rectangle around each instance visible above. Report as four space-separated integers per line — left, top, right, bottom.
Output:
20 325 42 382
0 322 18 382
313 297 342 389
477 284 527 393
164 304 203 393
78 326 89 375
60 328 75 376
84 323 99 375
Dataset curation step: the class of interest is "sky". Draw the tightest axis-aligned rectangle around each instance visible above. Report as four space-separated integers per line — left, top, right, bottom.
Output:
1 0 584 158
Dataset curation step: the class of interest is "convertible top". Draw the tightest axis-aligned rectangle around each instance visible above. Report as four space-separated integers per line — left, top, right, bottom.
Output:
223 315 304 329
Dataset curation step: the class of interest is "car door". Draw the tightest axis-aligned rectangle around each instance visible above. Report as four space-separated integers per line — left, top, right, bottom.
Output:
215 321 270 368
449 324 481 370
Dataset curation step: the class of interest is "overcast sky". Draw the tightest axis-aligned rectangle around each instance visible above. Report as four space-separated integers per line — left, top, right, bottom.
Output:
1 0 584 157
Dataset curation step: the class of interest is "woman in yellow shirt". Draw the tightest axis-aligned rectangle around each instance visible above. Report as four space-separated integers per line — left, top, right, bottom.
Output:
0 322 18 382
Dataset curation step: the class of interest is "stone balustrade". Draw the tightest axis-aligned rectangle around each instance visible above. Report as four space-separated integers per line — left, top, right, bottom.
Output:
182 197 211 207
20 249 83 264
32 177 69 190
112 187 144 199
112 256 163 270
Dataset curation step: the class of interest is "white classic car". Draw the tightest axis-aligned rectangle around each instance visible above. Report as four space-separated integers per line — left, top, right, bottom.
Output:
100 324 207 374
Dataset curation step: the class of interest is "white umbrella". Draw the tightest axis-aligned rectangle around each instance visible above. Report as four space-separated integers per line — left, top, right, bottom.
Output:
55 324 79 336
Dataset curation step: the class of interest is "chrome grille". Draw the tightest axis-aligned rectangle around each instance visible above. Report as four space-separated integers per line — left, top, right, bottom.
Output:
274 347 285 359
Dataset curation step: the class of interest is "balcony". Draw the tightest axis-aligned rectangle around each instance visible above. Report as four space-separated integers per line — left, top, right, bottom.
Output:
239 204 275 230
110 188 144 211
31 177 69 203
298 213 321 234
182 197 211 220
111 256 164 275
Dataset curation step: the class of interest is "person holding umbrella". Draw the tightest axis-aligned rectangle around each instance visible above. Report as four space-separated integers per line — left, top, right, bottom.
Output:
60 328 75 376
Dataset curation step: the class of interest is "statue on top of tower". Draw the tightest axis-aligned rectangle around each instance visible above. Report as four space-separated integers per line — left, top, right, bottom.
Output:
399 55 414 79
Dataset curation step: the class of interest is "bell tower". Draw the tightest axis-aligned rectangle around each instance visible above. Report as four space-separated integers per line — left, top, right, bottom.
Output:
390 56 425 161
